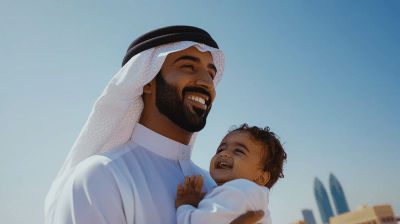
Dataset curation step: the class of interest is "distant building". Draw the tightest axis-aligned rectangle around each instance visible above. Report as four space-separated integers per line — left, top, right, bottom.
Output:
314 177 335 223
330 204 397 224
289 220 306 224
302 209 316 224
329 173 350 215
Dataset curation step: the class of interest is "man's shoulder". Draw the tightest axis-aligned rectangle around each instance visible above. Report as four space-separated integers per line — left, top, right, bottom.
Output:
99 140 139 160
74 141 138 181
73 155 116 185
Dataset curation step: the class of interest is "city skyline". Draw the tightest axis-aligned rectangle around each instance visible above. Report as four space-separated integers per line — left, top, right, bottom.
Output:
302 209 317 224
329 173 350 215
314 177 335 223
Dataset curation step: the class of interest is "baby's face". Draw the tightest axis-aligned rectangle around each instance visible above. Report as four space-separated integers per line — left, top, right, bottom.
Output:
209 130 265 186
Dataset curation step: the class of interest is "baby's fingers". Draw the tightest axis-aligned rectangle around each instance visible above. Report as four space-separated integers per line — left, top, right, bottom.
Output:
194 175 204 194
183 175 190 191
190 175 197 189
177 183 183 195
193 174 201 185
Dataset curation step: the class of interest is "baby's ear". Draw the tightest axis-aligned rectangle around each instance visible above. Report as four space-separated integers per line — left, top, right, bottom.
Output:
254 171 270 186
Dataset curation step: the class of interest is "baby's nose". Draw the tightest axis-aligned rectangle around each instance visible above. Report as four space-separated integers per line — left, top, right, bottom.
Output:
219 151 231 157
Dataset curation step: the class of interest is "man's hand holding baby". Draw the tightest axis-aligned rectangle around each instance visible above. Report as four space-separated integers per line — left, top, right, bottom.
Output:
175 174 207 209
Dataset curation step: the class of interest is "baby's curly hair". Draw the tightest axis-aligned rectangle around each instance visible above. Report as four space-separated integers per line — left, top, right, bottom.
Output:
228 123 287 189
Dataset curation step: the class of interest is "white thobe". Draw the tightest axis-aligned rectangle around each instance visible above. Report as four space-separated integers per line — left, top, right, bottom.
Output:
52 124 217 224
176 179 272 224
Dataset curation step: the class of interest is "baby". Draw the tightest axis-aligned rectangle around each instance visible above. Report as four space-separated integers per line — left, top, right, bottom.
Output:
175 123 287 224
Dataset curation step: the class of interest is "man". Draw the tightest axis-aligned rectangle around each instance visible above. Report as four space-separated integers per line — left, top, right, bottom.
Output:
45 26 264 224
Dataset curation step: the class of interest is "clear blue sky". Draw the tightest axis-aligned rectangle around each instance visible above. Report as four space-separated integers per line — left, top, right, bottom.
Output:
1 0 399 223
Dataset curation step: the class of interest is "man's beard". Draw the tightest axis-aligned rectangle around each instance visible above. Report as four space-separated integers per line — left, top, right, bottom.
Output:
155 72 211 132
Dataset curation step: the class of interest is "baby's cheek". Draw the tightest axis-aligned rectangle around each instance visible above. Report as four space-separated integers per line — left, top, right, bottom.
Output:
235 160 254 176
234 159 245 166
209 156 217 167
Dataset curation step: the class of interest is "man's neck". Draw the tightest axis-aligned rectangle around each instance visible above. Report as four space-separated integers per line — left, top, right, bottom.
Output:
138 110 193 145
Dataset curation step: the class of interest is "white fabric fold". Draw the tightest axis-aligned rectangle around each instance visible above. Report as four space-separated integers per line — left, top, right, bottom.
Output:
45 41 225 223
176 179 272 224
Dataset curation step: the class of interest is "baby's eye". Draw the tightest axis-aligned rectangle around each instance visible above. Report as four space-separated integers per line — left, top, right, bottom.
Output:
216 149 223 153
235 149 244 154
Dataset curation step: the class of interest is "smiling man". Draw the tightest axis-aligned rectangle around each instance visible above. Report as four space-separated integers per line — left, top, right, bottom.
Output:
140 46 217 144
44 26 264 224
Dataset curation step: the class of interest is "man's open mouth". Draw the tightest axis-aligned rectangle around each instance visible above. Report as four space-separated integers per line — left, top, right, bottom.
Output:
186 93 208 112
187 95 206 105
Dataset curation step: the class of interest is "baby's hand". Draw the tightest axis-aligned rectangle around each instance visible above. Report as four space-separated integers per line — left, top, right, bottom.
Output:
175 174 206 209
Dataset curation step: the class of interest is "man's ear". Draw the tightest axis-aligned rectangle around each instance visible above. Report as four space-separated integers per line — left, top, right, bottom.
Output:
254 171 270 186
143 79 155 94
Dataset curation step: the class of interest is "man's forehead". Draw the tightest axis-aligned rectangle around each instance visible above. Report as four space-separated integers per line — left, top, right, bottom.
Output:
166 46 213 61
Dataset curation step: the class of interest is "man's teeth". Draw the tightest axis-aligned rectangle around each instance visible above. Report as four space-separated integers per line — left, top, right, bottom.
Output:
187 95 205 105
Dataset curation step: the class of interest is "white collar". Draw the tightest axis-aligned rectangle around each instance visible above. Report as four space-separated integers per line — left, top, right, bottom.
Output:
129 123 193 161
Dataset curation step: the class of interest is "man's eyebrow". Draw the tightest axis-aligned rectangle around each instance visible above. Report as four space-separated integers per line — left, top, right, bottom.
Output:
173 55 217 74
173 55 200 64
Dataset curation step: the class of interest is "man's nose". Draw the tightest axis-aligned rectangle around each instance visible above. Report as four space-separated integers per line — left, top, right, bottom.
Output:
195 69 215 91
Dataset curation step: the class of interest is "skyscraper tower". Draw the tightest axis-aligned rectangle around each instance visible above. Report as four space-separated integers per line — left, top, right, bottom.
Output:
329 173 350 214
302 209 316 224
314 177 335 223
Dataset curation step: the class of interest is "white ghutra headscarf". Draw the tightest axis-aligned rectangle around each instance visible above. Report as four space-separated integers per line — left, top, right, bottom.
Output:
44 40 225 221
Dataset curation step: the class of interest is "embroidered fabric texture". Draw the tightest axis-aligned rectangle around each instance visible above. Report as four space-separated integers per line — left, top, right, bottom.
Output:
44 41 225 222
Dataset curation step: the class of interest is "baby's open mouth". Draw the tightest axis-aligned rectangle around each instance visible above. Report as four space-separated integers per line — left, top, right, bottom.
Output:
216 161 232 169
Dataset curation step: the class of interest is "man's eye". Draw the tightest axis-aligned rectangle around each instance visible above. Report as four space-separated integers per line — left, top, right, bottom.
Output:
182 65 194 69
209 73 215 80
216 149 223 153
